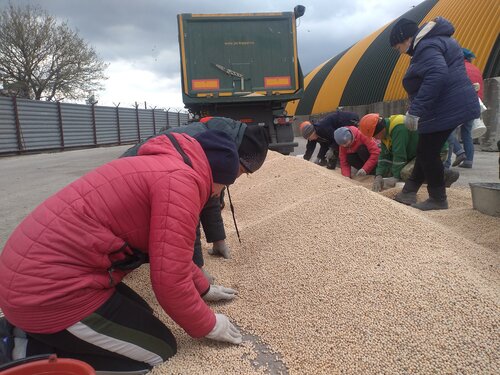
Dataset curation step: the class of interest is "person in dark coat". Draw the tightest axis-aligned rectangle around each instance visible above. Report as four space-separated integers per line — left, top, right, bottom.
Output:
390 17 480 210
121 117 269 282
299 110 359 169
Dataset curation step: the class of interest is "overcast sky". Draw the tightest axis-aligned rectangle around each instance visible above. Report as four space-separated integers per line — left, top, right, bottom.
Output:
6 0 420 110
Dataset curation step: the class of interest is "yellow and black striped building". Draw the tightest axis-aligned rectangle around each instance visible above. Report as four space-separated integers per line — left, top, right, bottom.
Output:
287 0 499 116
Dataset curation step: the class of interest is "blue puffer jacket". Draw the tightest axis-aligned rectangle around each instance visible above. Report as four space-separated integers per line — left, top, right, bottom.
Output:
404 17 480 134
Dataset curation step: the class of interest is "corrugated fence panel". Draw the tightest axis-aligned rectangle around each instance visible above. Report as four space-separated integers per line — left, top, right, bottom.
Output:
61 103 94 147
95 105 119 144
17 99 61 151
168 111 182 127
119 108 140 143
138 109 154 139
154 109 168 131
179 112 189 126
0 98 188 154
0 97 18 153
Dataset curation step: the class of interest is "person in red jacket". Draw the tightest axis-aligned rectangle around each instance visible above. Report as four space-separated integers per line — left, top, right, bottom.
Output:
0 130 245 372
334 126 381 178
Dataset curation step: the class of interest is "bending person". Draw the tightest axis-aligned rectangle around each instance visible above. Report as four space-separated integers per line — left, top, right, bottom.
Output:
121 117 269 282
0 130 246 373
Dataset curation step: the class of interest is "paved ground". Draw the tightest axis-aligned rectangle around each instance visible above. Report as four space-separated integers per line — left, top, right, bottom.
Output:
291 136 500 187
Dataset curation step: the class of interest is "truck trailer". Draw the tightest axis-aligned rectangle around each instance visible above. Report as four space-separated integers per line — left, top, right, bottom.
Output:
177 5 306 154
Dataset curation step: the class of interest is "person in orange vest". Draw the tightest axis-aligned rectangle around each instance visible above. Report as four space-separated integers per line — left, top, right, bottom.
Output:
334 126 380 178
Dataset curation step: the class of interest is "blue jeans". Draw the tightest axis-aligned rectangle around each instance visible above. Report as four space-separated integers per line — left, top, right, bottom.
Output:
460 120 474 165
444 128 464 168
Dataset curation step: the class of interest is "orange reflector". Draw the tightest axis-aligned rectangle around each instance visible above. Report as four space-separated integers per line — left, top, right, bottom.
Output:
264 76 291 88
239 118 253 123
192 79 220 90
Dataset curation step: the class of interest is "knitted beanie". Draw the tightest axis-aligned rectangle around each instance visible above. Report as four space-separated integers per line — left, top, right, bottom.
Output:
193 130 240 185
334 127 353 146
238 125 269 173
300 121 315 139
390 18 418 46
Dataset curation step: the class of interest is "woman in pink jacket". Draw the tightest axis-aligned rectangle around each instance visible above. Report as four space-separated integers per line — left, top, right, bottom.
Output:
335 126 381 178
0 130 244 372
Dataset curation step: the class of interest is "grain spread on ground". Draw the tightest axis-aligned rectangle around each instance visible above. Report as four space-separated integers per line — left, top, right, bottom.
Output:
124 151 499 374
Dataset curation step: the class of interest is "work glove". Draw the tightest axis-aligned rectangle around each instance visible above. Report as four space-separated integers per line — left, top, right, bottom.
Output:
203 285 237 302
356 168 367 177
205 314 242 344
383 177 399 189
325 148 335 160
404 112 419 131
208 240 231 259
372 175 384 192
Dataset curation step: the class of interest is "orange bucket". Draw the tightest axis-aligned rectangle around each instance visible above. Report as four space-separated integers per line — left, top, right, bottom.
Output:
1 354 96 375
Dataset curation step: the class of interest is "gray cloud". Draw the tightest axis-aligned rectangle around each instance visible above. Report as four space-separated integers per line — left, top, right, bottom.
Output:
3 0 419 105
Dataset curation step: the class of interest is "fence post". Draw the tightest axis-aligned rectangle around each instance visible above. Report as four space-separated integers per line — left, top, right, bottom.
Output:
91 101 97 145
177 109 181 126
135 102 141 141
115 103 121 145
151 106 157 134
166 107 170 127
12 96 23 153
56 100 65 148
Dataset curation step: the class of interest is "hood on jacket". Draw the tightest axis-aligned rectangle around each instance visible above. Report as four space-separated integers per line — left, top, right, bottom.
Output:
138 132 212 187
409 17 455 55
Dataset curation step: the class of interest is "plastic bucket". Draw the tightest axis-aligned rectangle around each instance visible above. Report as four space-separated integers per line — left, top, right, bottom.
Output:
469 182 500 217
0 354 96 375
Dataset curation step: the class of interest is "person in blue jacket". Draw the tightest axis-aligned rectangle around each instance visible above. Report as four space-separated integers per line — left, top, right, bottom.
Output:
300 110 359 169
390 17 480 210
121 117 269 282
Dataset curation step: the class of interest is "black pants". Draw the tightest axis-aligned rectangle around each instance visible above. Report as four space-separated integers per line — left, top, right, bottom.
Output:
192 194 226 267
304 140 329 161
346 144 373 173
403 128 454 200
25 283 176 372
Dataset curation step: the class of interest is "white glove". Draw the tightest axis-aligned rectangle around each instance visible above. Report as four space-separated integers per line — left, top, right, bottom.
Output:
472 82 480 92
203 285 237 302
208 240 231 259
356 168 367 177
404 112 419 131
325 148 334 160
205 314 242 344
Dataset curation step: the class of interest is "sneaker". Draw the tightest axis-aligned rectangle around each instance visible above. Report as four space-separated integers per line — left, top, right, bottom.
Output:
452 153 466 167
0 317 14 364
459 162 472 168
411 198 448 211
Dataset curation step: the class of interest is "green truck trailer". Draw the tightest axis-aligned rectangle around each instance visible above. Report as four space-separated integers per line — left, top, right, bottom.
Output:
177 6 306 154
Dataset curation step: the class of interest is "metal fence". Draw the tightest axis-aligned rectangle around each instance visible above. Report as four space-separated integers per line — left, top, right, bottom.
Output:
0 96 190 155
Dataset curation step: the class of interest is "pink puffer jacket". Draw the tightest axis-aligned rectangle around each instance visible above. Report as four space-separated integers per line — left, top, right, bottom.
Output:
0 133 215 337
339 126 381 177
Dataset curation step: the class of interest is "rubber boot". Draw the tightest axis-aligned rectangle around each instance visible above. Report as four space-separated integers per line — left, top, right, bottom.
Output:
443 168 460 187
394 180 420 205
412 186 448 211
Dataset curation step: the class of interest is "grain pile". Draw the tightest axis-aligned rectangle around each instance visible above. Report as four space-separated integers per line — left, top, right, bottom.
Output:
126 151 499 374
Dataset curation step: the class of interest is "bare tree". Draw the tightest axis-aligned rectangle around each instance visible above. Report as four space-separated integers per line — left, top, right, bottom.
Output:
0 3 108 101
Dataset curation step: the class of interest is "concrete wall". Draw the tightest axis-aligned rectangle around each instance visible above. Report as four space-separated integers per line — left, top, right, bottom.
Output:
293 77 500 152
